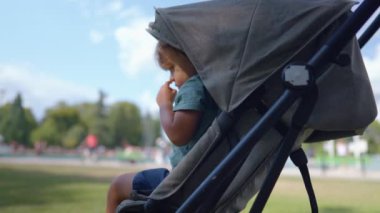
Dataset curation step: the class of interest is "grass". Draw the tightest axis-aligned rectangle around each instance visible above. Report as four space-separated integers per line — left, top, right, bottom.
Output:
1 163 379 213
0 163 135 213
243 176 380 213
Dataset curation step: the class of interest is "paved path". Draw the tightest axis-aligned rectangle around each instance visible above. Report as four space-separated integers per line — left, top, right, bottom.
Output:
281 167 380 181
0 155 170 169
1 156 380 181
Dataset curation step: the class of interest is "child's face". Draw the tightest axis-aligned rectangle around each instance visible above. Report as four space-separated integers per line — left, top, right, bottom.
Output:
159 47 196 88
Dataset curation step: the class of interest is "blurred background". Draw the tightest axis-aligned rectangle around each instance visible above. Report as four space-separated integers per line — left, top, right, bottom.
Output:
0 1 379 213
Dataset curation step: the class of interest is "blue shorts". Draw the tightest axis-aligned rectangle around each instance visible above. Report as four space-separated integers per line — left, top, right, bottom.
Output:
132 168 169 196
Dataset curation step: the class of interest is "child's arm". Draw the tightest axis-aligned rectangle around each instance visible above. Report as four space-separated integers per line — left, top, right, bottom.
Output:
156 80 201 146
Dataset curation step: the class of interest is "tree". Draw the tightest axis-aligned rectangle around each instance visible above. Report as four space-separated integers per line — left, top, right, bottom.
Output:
0 93 36 146
0 103 11 142
75 90 111 147
91 90 111 146
31 119 61 146
108 102 143 147
75 103 97 128
62 124 87 148
0 103 11 119
363 120 380 154
24 108 38 135
46 102 81 131
31 103 81 147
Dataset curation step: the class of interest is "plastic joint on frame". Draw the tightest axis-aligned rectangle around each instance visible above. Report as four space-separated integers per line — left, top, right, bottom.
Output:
282 63 315 90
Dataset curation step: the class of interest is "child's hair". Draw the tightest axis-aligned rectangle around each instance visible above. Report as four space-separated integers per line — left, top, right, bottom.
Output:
155 41 195 72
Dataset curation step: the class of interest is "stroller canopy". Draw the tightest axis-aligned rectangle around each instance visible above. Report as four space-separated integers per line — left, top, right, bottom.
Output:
117 1 378 212
148 0 354 112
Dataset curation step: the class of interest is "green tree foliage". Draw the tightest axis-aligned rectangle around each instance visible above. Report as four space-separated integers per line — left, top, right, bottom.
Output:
0 103 11 143
75 103 97 129
62 124 87 148
0 103 11 120
74 91 112 147
46 102 81 131
31 103 82 147
31 119 61 146
108 102 143 147
91 119 111 147
0 94 37 146
363 120 380 154
0 90 161 149
89 90 111 146
25 108 38 133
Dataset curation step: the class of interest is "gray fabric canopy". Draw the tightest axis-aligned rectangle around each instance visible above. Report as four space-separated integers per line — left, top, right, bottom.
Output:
148 0 377 131
144 1 377 211
148 0 353 111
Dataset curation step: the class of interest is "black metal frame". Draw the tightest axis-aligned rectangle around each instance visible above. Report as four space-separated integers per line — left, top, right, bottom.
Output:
176 0 380 212
359 12 380 48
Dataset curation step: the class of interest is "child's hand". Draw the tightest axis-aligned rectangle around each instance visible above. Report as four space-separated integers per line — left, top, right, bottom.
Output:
156 79 177 107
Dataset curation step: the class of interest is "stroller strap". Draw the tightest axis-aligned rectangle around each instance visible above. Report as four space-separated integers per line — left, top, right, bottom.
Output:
250 86 318 213
290 148 318 213
251 88 318 212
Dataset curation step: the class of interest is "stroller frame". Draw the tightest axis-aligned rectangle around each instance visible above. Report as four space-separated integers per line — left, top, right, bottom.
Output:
117 1 379 212
174 0 380 212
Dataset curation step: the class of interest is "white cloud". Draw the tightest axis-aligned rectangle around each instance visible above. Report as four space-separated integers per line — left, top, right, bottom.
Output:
71 0 157 78
0 64 98 119
364 43 380 81
114 15 156 77
363 42 380 118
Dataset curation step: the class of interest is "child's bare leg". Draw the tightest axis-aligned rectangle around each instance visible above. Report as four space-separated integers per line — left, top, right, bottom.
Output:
106 173 136 213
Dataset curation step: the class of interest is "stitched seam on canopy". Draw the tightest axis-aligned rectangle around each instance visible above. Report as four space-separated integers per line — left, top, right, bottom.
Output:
228 0 261 112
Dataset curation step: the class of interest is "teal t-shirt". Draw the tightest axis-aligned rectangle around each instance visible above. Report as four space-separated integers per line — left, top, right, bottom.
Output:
169 75 220 168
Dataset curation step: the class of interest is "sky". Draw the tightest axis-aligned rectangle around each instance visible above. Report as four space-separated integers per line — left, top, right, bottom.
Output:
0 0 379 120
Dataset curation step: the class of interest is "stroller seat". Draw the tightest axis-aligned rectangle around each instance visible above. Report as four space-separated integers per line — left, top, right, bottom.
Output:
117 0 378 212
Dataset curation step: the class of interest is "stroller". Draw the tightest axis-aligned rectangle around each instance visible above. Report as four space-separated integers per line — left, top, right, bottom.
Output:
118 0 379 212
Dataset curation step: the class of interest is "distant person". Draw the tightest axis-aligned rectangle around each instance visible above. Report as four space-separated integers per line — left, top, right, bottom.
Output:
34 141 46 156
106 41 219 213
85 134 98 160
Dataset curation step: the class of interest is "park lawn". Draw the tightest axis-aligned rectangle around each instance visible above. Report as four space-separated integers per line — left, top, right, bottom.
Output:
0 163 137 213
242 175 380 213
1 163 379 213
